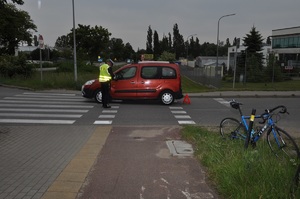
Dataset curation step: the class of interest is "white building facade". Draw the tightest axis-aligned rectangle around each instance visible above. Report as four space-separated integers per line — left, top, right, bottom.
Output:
271 26 300 69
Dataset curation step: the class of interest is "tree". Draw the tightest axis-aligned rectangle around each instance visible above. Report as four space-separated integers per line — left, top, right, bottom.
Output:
266 37 271 45
0 3 36 55
265 53 283 82
0 0 23 7
123 42 135 60
55 35 71 49
226 38 231 46
158 51 176 61
109 38 125 61
146 26 153 54
172 23 185 59
153 30 160 60
67 24 111 62
241 26 265 82
160 34 170 54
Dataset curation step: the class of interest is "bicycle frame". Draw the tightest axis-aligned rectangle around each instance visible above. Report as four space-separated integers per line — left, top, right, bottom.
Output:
239 114 262 140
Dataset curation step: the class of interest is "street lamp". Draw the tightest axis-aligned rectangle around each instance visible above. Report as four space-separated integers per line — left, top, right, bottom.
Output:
72 0 77 82
186 34 197 66
216 13 236 69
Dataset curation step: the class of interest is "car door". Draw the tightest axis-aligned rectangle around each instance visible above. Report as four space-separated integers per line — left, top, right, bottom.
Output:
110 65 138 99
136 65 163 98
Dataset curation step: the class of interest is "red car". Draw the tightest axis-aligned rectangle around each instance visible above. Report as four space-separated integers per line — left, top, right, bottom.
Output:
81 61 183 105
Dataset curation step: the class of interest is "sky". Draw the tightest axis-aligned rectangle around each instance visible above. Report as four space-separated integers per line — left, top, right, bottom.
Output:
18 0 300 51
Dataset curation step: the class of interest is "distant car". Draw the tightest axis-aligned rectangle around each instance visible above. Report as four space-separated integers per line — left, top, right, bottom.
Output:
81 61 183 105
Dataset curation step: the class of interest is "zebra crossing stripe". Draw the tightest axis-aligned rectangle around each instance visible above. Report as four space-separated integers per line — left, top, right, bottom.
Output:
169 106 195 124
94 121 113 125
171 110 187 114
99 115 115 118
178 120 196 124
174 115 191 119
0 113 82 118
0 119 75 124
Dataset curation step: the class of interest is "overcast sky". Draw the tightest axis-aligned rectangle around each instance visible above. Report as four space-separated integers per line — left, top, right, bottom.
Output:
19 0 299 51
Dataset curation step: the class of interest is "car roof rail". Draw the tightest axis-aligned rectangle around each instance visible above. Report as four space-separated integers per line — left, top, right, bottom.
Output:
138 61 172 64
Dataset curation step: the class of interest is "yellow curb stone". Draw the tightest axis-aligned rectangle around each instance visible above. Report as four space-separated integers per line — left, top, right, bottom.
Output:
63 158 95 173
41 126 111 199
47 181 82 192
56 172 87 182
41 192 77 199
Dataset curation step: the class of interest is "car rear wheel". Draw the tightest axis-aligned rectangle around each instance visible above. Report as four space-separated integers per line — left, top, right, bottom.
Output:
160 90 174 105
94 90 102 103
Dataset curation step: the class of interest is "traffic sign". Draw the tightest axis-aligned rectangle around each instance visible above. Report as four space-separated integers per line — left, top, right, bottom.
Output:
39 34 44 49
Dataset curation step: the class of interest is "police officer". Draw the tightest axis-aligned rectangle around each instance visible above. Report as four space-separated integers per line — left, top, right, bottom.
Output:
99 59 114 108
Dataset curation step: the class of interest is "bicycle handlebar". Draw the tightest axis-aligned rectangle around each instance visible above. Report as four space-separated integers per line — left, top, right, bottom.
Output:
259 105 289 124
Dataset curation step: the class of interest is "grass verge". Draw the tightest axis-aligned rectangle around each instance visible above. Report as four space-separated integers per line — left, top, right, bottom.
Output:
1 70 300 92
181 125 300 199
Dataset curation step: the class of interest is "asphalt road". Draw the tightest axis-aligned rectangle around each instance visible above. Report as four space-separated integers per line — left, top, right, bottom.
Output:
1 86 300 199
0 86 300 132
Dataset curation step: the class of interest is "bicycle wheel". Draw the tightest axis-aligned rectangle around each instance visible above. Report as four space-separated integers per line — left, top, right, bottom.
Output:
267 126 300 165
220 118 246 140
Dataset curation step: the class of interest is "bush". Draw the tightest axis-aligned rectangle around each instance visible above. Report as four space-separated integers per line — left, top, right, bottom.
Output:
0 54 33 78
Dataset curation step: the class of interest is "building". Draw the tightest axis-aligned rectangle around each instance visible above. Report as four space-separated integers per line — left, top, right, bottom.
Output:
271 26 300 69
15 46 38 56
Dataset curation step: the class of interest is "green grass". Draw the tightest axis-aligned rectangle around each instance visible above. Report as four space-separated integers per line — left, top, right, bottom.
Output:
0 71 97 90
1 70 300 92
181 126 300 199
220 80 300 91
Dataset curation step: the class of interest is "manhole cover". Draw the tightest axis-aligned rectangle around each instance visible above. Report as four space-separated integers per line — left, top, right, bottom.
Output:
166 140 194 157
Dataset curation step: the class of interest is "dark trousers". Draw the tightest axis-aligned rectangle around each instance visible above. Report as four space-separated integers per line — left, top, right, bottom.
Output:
101 81 110 106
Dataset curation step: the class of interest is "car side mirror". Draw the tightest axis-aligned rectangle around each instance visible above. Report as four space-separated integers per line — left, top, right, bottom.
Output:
114 74 121 80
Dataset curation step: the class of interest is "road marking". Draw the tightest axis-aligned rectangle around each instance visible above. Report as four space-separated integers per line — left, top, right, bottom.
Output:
0 100 88 105
0 92 93 125
169 107 183 110
99 115 115 118
171 110 187 114
170 107 195 124
15 94 82 99
0 113 82 118
0 104 93 108
94 105 120 125
178 120 196 124
0 108 89 113
5 97 84 102
23 92 77 96
214 98 230 107
0 119 75 124
174 115 191 119
102 110 118 113
94 121 113 125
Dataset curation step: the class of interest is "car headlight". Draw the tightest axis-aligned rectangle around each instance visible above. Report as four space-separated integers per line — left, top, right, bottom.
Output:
84 80 95 85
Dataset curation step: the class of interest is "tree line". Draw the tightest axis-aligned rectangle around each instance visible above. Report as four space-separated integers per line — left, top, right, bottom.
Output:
1 0 287 83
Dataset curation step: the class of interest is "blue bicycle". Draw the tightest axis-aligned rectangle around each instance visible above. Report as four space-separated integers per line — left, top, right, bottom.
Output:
220 99 300 163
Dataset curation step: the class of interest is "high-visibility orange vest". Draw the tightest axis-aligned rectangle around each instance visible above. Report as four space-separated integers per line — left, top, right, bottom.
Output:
99 64 112 82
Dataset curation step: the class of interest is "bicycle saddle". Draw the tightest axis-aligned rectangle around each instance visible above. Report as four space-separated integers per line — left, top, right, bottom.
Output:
230 100 242 109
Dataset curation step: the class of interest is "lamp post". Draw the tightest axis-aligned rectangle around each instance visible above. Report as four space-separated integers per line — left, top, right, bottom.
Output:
72 0 77 82
216 13 236 69
186 34 197 66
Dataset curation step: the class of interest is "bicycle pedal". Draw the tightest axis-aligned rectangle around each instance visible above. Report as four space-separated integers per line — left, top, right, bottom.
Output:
251 142 257 148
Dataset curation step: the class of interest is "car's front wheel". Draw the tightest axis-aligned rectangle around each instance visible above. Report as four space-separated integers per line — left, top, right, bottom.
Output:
160 90 174 105
94 90 102 103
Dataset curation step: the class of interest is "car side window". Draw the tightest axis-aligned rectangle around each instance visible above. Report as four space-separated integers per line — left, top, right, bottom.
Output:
141 66 160 79
162 67 176 79
116 66 137 80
